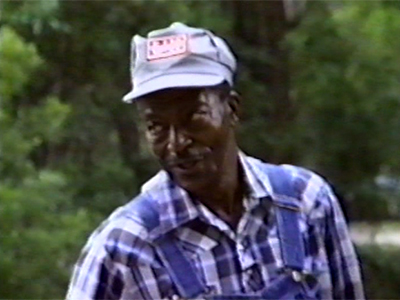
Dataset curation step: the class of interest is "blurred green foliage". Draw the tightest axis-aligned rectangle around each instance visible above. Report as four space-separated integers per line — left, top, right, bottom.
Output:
0 22 94 298
358 245 400 298
1 0 399 298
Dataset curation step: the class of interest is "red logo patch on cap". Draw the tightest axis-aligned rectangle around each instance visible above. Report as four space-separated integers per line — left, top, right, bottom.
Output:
147 34 188 61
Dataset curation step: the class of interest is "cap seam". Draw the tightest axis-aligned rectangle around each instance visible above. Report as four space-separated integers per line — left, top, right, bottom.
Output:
137 72 225 87
133 53 233 77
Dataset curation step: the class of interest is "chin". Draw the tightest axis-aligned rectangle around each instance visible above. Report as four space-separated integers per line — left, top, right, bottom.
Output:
167 161 219 195
175 176 213 197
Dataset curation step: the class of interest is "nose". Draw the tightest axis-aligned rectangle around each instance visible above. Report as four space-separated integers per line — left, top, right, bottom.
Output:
166 126 192 157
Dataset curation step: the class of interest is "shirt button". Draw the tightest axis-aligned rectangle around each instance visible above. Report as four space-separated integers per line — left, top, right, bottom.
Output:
237 243 244 251
291 270 303 282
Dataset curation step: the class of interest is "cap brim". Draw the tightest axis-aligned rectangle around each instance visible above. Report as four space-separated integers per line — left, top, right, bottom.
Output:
122 73 225 103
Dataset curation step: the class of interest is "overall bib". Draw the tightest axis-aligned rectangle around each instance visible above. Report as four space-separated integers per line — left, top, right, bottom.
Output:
133 167 320 300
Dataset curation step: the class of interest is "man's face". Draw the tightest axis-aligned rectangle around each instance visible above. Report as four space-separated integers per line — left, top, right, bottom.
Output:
137 87 239 195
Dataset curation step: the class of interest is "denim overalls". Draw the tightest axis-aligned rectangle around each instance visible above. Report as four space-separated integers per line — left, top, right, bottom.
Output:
132 167 320 300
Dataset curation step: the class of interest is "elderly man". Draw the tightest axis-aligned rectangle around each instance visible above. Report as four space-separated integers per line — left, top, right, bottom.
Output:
66 23 364 300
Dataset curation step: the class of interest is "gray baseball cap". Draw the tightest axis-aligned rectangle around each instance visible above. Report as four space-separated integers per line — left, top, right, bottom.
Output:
122 22 237 103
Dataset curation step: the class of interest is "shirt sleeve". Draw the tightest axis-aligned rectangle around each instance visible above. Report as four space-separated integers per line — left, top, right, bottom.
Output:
66 219 167 300
322 183 365 300
66 243 125 300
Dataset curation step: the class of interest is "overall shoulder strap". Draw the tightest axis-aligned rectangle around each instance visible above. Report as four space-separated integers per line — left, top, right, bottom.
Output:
125 193 160 231
267 166 305 271
130 194 205 298
156 234 205 298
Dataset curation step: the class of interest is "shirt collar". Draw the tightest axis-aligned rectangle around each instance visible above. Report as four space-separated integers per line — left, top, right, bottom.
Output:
238 151 273 200
140 151 274 239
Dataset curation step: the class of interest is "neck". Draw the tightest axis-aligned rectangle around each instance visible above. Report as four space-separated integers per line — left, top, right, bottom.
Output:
195 151 246 217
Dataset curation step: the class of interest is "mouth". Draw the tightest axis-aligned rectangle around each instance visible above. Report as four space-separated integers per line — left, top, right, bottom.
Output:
167 155 205 172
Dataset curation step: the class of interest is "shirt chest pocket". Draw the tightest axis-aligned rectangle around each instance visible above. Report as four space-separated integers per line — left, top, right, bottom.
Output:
175 229 222 289
178 233 262 295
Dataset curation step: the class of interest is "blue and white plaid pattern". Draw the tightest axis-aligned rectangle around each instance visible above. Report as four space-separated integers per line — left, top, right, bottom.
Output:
66 153 365 300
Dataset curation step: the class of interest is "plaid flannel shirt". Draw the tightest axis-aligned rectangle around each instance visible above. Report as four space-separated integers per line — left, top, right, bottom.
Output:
66 153 364 300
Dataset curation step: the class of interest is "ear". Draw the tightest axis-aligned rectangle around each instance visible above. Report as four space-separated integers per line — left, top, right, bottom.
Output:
226 90 241 126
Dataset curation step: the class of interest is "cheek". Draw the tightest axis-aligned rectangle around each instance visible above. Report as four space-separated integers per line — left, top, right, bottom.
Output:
146 135 167 159
201 122 231 147
191 115 229 145
208 106 225 127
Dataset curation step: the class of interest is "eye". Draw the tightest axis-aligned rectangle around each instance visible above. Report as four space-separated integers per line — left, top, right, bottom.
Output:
191 108 209 119
146 121 165 135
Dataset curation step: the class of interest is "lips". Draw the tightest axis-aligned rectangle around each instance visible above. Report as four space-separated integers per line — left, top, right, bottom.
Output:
176 160 198 169
165 154 205 173
168 155 201 168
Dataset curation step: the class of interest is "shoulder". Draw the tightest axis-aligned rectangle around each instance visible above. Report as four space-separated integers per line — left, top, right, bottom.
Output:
248 156 334 215
80 194 160 267
75 171 176 271
279 164 332 213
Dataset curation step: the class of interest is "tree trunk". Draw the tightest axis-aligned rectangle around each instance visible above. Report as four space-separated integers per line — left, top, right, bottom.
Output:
228 0 297 164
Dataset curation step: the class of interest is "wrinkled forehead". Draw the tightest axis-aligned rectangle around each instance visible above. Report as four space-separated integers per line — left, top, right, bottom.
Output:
136 87 222 114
